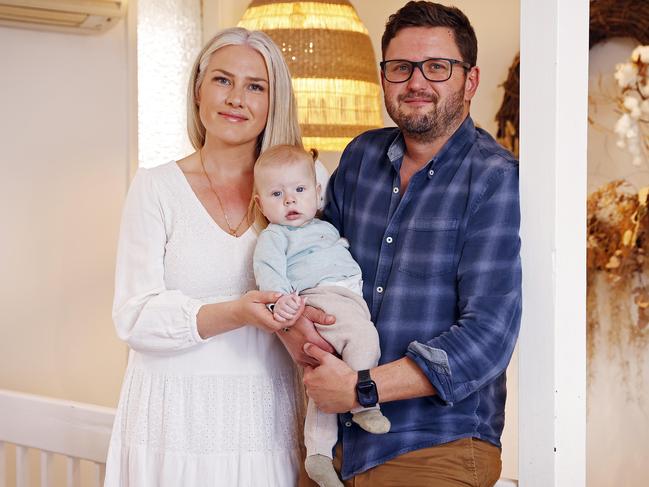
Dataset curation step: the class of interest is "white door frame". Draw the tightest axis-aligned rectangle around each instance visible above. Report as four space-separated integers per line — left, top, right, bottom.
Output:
519 0 588 486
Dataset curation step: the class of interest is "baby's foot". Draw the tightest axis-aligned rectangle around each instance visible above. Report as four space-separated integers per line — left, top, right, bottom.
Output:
352 409 391 434
305 454 343 487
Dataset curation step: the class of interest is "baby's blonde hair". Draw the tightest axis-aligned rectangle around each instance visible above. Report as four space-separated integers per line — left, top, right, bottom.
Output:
254 145 318 187
249 145 319 230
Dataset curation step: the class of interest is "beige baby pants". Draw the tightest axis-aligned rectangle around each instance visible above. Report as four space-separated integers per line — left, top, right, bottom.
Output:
300 285 381 458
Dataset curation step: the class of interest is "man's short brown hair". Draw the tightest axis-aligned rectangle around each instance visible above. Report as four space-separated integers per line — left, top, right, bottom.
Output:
381 1 477 67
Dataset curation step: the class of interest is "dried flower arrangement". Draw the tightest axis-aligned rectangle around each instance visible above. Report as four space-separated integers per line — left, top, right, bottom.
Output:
587 181 649 368
587 3 649 386
495 53 519 157
588 42 649 368
614 46 649 166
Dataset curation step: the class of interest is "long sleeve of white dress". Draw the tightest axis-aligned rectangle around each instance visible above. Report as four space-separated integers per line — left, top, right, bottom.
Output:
112 168 206 354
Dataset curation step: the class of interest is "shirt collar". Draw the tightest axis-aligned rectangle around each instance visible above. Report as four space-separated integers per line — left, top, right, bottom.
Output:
278 219 315 231
387 131 406 169
386 116 477 174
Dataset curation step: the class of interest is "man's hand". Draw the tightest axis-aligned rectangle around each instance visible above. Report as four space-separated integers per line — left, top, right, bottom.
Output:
302 343 358 413
276 306 336 367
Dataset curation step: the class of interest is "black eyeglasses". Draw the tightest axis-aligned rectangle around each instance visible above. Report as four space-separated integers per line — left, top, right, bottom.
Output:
380 57 472 83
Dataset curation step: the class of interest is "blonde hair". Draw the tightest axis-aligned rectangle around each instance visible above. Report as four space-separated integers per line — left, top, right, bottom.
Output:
254 145 318 188
187 27 302 154
251 145 318 230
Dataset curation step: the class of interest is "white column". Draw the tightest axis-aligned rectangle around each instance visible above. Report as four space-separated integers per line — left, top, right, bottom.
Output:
519 1 588 486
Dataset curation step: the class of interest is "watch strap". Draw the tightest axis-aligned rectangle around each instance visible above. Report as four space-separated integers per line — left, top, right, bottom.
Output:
357 369 371 383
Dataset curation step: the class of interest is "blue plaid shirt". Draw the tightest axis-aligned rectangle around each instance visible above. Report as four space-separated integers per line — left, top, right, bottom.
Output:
323 117 522 479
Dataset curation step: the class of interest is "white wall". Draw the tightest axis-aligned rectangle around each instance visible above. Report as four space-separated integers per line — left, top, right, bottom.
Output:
0 22 130 408
587 38 649 487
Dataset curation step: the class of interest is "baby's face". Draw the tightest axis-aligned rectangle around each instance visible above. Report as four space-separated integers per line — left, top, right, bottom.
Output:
255 161 321 227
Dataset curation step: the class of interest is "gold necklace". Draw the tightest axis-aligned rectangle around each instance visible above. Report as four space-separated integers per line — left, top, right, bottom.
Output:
198 149 249 237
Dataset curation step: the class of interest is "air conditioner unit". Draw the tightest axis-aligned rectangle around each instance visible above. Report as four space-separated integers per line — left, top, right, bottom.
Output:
0 0 126 34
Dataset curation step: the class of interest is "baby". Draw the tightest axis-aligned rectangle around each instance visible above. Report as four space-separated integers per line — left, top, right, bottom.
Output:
252 145 390 487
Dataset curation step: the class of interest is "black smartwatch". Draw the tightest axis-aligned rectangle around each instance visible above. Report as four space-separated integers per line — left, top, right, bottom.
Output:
356 369 379 408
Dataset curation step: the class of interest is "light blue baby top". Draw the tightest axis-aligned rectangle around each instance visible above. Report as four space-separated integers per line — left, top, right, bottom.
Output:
253 219 362 295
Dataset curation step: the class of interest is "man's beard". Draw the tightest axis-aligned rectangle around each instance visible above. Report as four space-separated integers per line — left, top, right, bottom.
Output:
385 87 466 142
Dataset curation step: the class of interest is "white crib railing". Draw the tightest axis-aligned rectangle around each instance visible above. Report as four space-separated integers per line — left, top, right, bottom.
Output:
0 389 115 487
0 388 518 487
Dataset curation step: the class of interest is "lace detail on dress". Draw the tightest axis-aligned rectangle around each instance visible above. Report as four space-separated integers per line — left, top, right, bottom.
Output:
115 367 302 454
155 162 257 300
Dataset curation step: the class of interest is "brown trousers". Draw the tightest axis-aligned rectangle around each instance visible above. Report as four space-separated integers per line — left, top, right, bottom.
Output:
299 438 502 487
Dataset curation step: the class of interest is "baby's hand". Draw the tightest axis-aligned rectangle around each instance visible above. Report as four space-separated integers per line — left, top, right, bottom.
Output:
273 292 303 324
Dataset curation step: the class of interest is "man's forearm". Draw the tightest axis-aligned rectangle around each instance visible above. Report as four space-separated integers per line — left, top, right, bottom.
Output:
374 357 437 403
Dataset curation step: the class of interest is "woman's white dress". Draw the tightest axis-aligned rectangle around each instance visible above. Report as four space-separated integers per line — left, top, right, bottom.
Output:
104 161 303 487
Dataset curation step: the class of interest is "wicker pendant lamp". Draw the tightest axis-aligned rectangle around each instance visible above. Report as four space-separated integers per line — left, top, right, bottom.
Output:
238 0 383 151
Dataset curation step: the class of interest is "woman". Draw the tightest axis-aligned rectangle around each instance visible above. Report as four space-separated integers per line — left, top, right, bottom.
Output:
104 27 333 487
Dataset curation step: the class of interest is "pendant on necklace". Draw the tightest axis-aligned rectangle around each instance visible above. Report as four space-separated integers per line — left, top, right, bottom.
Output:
230 229 237 236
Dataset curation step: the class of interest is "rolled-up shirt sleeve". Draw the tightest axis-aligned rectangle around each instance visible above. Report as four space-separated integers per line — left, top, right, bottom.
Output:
112 168 208 354
406 165 522 405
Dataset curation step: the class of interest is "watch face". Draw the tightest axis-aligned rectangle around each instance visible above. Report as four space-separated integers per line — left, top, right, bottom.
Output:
357 380 378 407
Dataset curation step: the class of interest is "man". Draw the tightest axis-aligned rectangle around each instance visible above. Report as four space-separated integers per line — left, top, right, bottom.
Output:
302 2 522 486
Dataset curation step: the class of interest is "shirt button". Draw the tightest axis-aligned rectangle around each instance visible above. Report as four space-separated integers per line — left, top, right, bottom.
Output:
345 421 352 427
376 286 384 294
393 187 399 194
386 236 393 244
428 169 434 176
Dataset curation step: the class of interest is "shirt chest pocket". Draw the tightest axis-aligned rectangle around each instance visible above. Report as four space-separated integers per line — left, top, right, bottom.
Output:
397 217 459 278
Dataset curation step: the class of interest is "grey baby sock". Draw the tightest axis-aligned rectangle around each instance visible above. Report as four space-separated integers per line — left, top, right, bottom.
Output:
352 409 391 434
305 454 343 487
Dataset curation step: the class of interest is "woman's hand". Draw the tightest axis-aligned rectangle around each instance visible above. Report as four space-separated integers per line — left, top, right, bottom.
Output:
234 290 300 333
276 306 336 367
